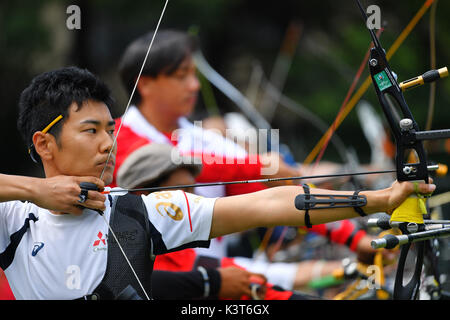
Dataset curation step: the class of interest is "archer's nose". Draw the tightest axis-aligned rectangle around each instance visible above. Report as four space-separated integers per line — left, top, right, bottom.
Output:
187 74 200 92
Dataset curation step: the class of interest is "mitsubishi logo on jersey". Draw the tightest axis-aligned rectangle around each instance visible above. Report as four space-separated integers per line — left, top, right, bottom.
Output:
93 231 107 252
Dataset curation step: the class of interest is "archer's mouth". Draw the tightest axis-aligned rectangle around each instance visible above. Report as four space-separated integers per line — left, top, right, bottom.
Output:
97 159 115 169
103 162 115 169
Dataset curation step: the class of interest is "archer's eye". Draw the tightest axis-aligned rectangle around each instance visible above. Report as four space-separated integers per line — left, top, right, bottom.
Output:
84 128 97 134
172 68 190 80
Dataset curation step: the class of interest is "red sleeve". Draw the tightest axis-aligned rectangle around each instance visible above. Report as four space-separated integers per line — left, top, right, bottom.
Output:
302 220 367 252
154 249 198 272
220 257 294 300
225 182 267 196
192 153 267 195
193 153 263 182
0 270 14 300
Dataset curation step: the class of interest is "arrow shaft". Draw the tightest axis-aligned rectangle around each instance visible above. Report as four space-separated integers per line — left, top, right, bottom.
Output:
108 169 396 194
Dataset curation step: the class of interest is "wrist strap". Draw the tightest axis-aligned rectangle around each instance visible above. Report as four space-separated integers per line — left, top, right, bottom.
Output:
301 184 313 228
352 190 367 217
197 266 210 298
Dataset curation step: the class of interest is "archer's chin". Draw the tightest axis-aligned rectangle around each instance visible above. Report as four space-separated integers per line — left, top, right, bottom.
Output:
102 172 114 186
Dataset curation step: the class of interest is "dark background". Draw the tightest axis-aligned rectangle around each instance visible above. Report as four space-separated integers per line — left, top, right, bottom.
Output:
1 0 449 182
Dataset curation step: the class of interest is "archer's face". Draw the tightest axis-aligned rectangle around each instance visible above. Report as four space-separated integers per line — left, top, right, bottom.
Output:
51 100 116 185
144 56 200 118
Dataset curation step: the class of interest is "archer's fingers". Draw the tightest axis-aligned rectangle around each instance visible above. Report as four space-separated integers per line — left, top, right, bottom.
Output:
411 181 436 195
84 189 107 203
78 197 107 212
72 178 107 212
241 273 267 298
74 186 106 211
394 180 436 195
249 273 267 285
240 285 253 298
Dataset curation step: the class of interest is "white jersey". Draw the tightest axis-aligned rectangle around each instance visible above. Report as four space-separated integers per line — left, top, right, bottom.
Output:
0 191 216 300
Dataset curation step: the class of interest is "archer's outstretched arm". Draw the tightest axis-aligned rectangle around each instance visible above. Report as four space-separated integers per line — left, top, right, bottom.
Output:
209 181 435 239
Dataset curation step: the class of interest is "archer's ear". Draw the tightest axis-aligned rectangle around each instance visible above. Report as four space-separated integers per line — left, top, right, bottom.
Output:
33 132 56 162
136 76 155 98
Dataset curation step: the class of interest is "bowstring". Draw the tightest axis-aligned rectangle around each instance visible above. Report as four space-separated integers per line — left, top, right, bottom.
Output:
98 0 169 300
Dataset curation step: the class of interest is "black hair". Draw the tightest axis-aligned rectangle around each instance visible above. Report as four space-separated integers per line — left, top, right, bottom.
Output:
118 29 198 105
17 66 114 163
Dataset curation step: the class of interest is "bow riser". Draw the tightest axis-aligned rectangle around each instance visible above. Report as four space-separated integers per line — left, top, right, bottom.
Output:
368 49 426 299
356 0 430 300
367 48 429 183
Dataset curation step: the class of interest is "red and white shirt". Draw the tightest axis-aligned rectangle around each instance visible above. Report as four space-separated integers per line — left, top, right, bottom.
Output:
113 106 267 197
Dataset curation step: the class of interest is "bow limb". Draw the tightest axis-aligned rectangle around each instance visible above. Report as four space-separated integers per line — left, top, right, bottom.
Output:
304 0 436 167
425 0 438 132
258 21 303 123
310 28 383 173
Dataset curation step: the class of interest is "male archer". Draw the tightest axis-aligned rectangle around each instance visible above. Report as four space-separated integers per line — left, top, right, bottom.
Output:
0 66 434 299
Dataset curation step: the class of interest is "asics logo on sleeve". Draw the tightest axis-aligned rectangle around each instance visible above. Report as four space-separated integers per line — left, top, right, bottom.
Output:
31 242 44 256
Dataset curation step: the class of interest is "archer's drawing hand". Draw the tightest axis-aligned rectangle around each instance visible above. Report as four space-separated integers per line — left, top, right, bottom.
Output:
31 175 106 215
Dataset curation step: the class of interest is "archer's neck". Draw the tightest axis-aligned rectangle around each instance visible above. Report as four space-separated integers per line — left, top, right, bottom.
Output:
137 102 179 134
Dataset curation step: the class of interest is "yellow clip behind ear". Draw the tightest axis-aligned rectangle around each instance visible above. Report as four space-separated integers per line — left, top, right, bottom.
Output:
42 115 63 134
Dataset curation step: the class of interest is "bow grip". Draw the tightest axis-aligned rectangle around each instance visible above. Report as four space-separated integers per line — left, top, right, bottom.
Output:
390 179 429 225
390 195 426 225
